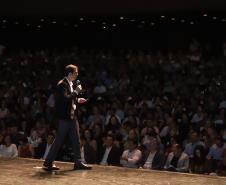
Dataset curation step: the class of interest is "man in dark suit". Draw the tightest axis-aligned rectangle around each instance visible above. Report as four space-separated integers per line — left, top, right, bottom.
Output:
43 64 91 170
35 133 54 159
98 134 122 166
139 138 165 170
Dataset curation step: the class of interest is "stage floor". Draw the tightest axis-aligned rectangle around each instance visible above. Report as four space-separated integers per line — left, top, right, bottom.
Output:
0 157 226 185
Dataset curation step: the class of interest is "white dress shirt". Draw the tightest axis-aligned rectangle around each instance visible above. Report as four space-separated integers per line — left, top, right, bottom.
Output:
143 151 157 169
43 143 52 159
120 149 142 168
100 146 113 166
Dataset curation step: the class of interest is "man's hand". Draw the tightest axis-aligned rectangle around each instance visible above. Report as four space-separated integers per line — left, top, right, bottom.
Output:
75 85 82 93
78 98 87 103
120 156 129 162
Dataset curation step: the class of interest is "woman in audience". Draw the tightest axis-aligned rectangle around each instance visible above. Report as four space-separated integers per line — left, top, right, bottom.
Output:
18 135 35 158
80 129 97 164
93 122 104 151
124 129 140 151
27 128 42 148
189 145 212 175
105 116 121 135
0 134 18 157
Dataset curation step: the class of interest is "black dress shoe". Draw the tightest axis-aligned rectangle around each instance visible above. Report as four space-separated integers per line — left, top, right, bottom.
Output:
43 162 52 169
74 162 92 170
43 162 60 170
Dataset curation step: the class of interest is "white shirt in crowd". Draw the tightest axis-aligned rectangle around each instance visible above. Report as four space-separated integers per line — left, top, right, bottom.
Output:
143 151 157 169
93 85 106 94
100 146 113 166
43 143 52 159
120 149 142 168
0 144 18 157
81 146 87 164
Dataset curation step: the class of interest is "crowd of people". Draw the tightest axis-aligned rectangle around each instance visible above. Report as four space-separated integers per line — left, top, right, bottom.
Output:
0 38 226 176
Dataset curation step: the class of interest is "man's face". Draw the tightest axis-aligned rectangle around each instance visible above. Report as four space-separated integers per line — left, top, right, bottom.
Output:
128 140 136 152
216 139 224 148
172 145 180 156
150 139 158 152
191 133 198 142
46 135 54 145
70 68 78 81
106 136 114 147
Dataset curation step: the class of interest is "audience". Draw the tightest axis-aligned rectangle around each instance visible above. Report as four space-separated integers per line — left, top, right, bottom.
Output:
1 41 226 177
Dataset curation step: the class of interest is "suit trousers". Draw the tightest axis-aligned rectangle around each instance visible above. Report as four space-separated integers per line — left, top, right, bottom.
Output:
45 119 81 164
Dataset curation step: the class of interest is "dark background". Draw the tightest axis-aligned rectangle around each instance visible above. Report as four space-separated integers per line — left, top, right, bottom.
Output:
0 0 226 52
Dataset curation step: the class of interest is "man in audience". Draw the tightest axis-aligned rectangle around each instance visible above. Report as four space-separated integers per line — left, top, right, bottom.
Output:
184 131 205 158
164 144 189 172
120 139 142 168
139 138 165 170
35 133 55 159
86 106 105 126
98 134 122 166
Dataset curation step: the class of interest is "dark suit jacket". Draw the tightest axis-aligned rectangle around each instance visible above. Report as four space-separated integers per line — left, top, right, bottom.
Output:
54 77 78 120
139 150 166 170
98 145 122 166
35 141 48 159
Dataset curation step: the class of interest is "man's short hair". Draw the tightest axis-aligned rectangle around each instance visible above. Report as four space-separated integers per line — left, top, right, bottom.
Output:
129 138 138 147
46 132 54 138
174 144 182 150
106 134 115 141
64 64 78 76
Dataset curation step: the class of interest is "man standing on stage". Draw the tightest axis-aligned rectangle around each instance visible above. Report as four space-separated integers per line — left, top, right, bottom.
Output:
44 64 92 170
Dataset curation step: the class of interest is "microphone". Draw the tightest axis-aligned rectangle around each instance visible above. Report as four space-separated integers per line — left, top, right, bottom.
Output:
76 80 82 94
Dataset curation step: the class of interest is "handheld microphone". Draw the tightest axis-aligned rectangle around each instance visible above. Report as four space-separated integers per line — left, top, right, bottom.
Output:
76 80 82 94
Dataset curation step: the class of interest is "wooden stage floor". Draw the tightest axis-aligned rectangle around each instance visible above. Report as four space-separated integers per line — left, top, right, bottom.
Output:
0 157 226 185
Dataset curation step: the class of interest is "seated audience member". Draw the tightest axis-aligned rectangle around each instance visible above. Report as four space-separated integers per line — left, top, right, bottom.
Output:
120 121 133 142
214 148 226 176
0 134 18 157
105 116 121 134
86 106 105 126
120 139 142 168
189 145 212 175
18 136 35 158
80 129 97 164
105 108 121 126
140 119 159 136
164 144 189 172
204 127 218 150
92 122 104 151
141 129 164 152
184 131 205 158
35 133 55 159
207 137 226 161
9 124 23 148
162 126 179 149
27 128 42 148
165 136 178 157
106 101 124 121
139 138 165 170
122 109 140 128
124 129 140 151
98 135 121 166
